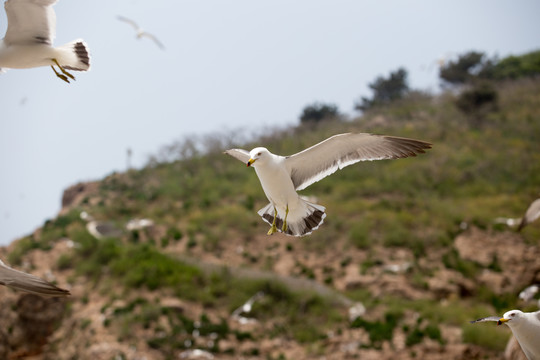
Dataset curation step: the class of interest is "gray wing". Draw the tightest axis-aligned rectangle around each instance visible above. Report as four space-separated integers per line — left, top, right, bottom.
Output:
140 32 165 50
519 284 539 302
284 133 432 191
117 15 140 31
4 0 57 45
224 149 251 164
469 316 501 324
0 259 70 297
94 222 122 238
518 198 540 231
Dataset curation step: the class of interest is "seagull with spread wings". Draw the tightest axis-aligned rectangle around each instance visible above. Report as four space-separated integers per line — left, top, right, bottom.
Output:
225 133 431 237
0 0 90 83
117 15 165 50
470 310 540 360
0 259 70 297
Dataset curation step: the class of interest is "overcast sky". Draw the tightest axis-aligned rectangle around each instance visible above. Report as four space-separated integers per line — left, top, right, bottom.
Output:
1 0 539 245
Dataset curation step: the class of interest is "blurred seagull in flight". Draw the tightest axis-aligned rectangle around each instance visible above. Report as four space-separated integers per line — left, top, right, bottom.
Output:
470 310 540 360
225 133 431 237
80 211 123 240
0 259 70 297
231 291 264 324
117 15 165 50
519 284 539 304
0 0 90 83
517 197 540 232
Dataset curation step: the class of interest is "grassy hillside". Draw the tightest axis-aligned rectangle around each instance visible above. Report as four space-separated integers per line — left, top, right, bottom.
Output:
4 77 540 359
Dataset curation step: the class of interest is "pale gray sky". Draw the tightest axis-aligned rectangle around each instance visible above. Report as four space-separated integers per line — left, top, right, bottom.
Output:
1 0 539 245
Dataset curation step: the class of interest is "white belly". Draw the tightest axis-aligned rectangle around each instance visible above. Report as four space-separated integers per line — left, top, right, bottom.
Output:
0 42 55 69
512 322 540 359
254 164 299 213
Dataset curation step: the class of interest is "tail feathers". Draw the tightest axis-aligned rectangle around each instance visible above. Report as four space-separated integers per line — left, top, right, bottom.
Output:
258 200 326 237
58 39 91 71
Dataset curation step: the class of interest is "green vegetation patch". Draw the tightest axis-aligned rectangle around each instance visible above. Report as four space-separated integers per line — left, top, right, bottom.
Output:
351 310 403 347
462 323 510 351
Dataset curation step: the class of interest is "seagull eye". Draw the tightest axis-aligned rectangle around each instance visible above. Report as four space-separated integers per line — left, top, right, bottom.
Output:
511 313 515 317
257 152 261 156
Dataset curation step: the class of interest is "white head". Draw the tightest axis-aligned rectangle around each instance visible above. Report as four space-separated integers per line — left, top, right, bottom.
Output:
499 310 525 327
246 147 271 167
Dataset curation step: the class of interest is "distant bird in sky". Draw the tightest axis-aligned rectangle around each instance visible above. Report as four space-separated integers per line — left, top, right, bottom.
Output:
225 133 431 236
0 0 90 83
0 259 70 297
117 15 165 50
517 198 540 232
470 310 540 360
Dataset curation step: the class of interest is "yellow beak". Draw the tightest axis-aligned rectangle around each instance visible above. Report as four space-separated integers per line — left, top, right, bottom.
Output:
498 318 509 325
247 158 256 167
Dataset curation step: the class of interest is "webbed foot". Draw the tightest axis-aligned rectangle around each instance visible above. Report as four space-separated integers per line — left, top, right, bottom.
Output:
51 59 75 83
267 225 278 235
267 206 278 235
51 65 70 83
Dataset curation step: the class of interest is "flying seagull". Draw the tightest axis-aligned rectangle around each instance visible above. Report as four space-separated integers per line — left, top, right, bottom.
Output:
0 259 70 297
0 0 90 83
470 310 540 360
517 198 540 232
117 15 165 50
80 211 123 240
519 284 539 304
231 291 264 325
224 133 431 236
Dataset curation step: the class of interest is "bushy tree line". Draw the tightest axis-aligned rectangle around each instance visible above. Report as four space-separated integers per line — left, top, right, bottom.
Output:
440 50 540 85
354 67 410 112
298 49 539 124
299 102 340 125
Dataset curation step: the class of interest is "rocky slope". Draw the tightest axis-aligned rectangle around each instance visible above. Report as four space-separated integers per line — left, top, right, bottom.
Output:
1 79 539 359
0 178 538 360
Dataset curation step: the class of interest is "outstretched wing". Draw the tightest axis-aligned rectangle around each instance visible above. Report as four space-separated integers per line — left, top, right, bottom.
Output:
469 316 501 324
224 148 251 164
140 32 165 50
117 15 140 31
0 259 70 297
284 133 432 191
4 0 57 45
518 198 540 231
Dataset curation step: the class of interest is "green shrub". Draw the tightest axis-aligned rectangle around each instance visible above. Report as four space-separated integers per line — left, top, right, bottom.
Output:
405 322 443 347
475 285 517 313
462 323 509 351
56 254 73 270
299 102 340 124
492 50 540 80
349 222 371 249
167 227 183 241
442 248 479 278
7 236 42 265
351 310 403 346
455 81 498 125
